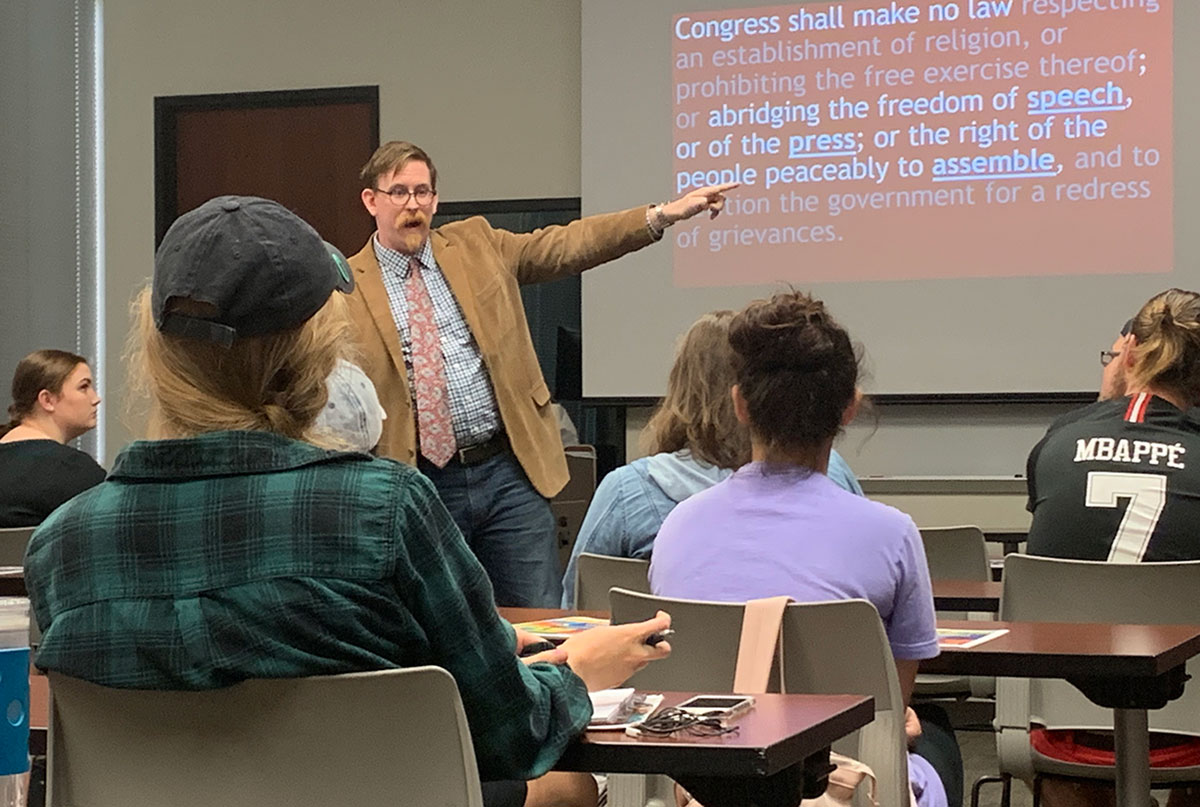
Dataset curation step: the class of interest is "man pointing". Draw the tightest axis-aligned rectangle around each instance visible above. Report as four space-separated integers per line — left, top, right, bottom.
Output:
346 140 734 606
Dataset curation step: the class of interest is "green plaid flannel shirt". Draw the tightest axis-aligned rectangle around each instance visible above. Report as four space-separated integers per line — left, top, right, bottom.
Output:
26 430 590 780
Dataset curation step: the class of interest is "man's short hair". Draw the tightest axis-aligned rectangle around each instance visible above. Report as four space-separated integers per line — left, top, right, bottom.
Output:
359 141 438 192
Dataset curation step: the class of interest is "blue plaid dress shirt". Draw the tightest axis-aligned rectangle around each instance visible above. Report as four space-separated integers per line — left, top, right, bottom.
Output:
374 236 502 447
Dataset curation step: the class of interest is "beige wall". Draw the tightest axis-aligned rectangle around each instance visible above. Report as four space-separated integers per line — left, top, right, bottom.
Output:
101 0 1072 493
625 407 1032 530
102 0 582 459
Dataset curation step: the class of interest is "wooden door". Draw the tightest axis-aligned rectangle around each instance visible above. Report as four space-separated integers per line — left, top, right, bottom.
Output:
155 85 378 256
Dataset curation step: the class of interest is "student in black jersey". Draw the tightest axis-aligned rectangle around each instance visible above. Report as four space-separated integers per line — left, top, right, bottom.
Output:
0 350 105 527
1026 289 1200 562
1024 290 1200 804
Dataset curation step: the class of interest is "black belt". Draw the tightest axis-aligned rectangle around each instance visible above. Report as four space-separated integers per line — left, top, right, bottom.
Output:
452 432 510 466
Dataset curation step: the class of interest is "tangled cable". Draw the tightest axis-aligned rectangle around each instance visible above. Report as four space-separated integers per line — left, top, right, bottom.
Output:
627 707 741 737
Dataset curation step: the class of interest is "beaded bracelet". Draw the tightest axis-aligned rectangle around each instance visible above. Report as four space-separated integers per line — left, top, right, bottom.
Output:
645 203 669 240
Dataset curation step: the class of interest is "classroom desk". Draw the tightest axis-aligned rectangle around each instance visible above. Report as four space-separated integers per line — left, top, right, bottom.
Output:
926 619 1200 807
558 691 874 807
503 607 878 805
982 528 1027 557
21 621 869 807
931 580 1002 612
504 608 1200 807
510 583 1007 620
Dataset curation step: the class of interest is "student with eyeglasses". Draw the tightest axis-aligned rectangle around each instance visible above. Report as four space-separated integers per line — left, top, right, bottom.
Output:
347 140 738 609
1024 291 1200 804
1027 289 1200 563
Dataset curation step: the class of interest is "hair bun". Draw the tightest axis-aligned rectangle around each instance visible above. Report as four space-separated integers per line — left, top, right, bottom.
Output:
729 291 859 451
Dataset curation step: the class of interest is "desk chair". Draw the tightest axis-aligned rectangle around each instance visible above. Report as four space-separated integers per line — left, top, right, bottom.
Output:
0 526 35 567
47 667 483 807
985 555 1200 807
918 525 994 699
574 553 650 612
553 446 597 572
609 589 757 807
610 587 744 691
781 599 911 807
919 526 990 582
611 589 910 807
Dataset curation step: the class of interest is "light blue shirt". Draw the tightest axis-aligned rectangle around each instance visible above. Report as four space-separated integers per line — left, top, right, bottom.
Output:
560 448 863 607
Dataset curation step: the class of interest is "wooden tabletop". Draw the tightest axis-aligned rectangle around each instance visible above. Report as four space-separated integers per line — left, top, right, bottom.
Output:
502 608 1200 683
982 528 1028 539
931 580 1002 612
925 619 1200 680
510 583 1006 623
557 691 874 778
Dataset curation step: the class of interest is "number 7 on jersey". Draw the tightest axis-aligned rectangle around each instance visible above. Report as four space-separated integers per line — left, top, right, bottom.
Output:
1085 471 1168 563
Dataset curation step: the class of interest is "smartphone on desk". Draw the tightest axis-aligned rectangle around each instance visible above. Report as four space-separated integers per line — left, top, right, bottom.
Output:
675 695 755 717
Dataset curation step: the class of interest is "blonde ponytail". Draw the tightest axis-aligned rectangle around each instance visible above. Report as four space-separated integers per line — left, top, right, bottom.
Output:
1127 289 1200 403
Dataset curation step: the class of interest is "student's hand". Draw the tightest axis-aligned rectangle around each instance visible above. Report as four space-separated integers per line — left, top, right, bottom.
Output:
514 627 543 655
664 183 739 223
905 706 923 748
560 611 672 691
515 627 567 666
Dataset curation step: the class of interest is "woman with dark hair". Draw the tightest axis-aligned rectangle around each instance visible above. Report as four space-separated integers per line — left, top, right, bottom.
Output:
0 349 105 527
649 291 958 807
560 309 862 606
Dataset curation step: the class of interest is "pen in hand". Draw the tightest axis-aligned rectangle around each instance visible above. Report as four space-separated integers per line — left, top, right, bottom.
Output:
644 628 674 646
519 629 675 658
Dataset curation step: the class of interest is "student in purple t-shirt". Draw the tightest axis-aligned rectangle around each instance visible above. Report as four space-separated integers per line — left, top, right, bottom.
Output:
650 290 959 807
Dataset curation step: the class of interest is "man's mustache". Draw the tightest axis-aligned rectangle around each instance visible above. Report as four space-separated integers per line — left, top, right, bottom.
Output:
395 211 429 228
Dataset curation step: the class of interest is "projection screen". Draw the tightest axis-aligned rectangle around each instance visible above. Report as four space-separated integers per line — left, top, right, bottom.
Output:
582 0 1196 397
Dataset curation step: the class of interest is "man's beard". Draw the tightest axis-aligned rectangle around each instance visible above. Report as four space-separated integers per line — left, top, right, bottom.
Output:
394 211 430 253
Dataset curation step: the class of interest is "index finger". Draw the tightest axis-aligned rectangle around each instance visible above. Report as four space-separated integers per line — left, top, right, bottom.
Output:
705 182 740 194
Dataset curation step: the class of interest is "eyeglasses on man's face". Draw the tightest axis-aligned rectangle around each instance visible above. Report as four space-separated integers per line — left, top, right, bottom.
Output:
375 185 435 205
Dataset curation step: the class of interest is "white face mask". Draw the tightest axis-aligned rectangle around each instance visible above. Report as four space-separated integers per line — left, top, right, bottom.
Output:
316 360 386 452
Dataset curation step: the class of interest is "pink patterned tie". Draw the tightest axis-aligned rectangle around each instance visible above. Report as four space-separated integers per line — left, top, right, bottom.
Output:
405 258 457 467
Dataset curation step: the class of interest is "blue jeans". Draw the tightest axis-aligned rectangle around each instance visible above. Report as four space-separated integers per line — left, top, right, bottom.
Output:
419 451 561 608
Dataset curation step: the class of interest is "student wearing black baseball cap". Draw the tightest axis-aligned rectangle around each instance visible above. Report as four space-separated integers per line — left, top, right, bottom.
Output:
152 195 354 347
26 196 669 807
